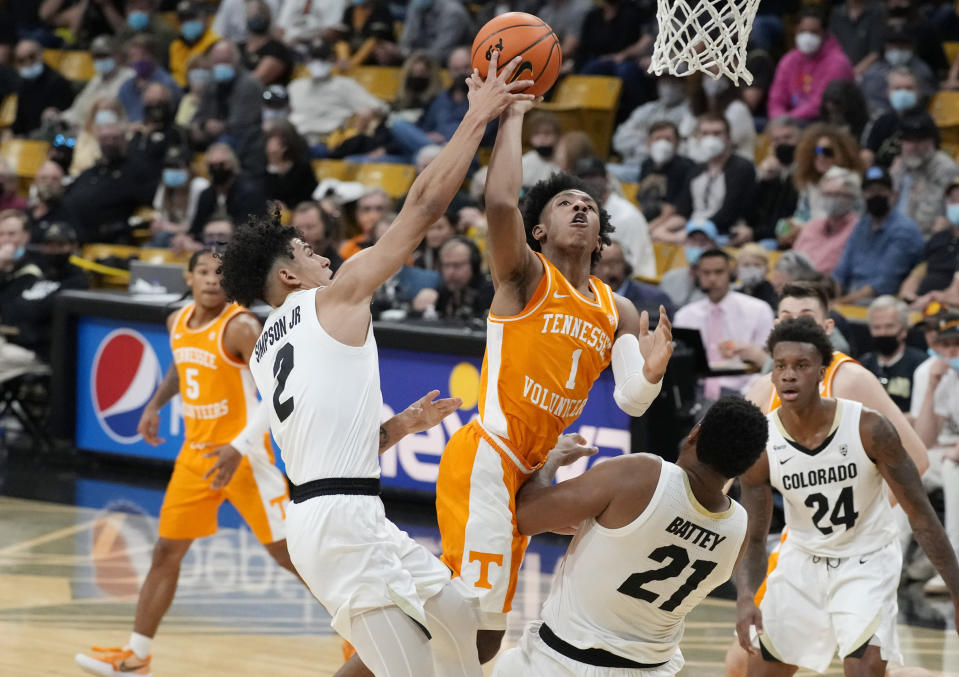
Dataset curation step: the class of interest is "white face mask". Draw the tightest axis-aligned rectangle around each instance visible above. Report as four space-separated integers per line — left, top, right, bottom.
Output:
702 76 730 99
738 265 765 286
796 31 822 55
649 138 675 164
308 61 332 80
699 134 726 160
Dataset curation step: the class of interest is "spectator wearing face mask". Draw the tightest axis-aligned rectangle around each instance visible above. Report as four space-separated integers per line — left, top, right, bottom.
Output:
11 39 75 137
190 143 266 238
793 166 862 276
275 0 346 44
71 99 127 176
117 35 183 123
176 54 210 126
864 68 924 168
264 121 318 210
169 0 220 88
261 84 290 129
891 111 959 239
389 46 495 160
637 120 695 228
817 79 869 144
859 295 927 412
611 75 691 179
239 0 294 86
860 27 936 116
900 178 959 307
61 36 135 130
114 0 179 67
330 0 401 67
128 82 189 163
659 219 717 308
192 40 265 173
885 0 949 78
833 166 923 305
288 41 389 147
655 113 756 245
827 0 886 77
399 0 473 64
521 111 562 189
735 244 778 311
150 146 210 247
767 7 854 121
33 222 87 292
681 74 756 162
27 161 71 234
0 160 26 213
393 52 443 123
213 0 282 43
747 115 801 245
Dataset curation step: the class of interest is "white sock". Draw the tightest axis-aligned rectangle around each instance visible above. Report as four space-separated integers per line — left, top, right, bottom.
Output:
127 632 152 659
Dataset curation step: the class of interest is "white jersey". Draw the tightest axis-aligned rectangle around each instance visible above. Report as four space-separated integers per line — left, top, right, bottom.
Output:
249 288 381 485
767 398 898 558
541 458 747 666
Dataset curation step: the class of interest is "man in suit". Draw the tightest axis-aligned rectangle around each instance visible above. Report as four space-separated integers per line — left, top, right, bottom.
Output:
594 241 675 327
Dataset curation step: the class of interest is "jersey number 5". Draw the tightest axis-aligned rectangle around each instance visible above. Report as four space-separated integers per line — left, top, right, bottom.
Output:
618 544 717 612
272 343 295 422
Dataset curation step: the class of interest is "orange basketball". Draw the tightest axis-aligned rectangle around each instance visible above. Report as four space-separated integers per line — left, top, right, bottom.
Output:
470 12 562 98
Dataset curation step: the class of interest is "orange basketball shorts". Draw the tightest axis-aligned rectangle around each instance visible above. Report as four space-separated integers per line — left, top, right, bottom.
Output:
436 421 532 630
158 443 289 545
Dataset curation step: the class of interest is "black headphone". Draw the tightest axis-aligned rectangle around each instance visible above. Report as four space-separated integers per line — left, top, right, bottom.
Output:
442 235 483 280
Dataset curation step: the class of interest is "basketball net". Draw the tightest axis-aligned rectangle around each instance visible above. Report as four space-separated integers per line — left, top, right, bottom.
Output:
649 0 762 85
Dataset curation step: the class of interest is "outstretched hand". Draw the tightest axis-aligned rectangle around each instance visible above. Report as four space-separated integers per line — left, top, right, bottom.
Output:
402 390 462 435
466 51 536 123
203 444 243 490
639 305 673 383
735 598 763 655
546 433 599 469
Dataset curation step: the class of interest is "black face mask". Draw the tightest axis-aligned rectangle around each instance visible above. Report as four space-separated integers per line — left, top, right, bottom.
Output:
888 5 910 18
406 76 430 93
450 78 469 96
101 145 126 165
533 144 554 158
866 194 890 218
872 334 901 357
144 103 171 125
208 164 235 185
42 252 71 272
247 15 270 34
774 143 795 166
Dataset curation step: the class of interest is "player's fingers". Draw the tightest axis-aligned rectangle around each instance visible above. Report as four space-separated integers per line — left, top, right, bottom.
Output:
432 397 462 412
505 79 535 92
658 306 672 332
419 389 440 404
486 50 500 79
203 463 219 480
639 310 650 336
508 93 536 102
498 54 522 81
569 433 588 446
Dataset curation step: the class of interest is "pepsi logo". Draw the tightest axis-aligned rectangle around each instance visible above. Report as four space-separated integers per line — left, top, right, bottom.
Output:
91 329 162 443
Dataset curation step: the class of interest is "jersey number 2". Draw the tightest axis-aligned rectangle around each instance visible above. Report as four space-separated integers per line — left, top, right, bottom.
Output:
272 343 295 422
618 545 717 612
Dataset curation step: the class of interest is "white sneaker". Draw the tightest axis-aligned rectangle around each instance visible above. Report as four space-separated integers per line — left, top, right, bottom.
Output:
923 573 948 595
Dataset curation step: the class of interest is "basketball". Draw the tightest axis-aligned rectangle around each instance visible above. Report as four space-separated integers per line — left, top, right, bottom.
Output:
470 12 562 97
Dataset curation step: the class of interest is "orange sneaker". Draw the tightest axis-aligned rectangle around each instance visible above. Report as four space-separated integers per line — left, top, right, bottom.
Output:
341 639 357 662
75 646 152 676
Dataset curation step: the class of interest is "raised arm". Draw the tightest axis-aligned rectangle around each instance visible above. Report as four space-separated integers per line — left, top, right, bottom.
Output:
379 390 462 455
863 409 959 632
611 296 672 417
484 100 544 289
328 53 533 304
734 453 772 654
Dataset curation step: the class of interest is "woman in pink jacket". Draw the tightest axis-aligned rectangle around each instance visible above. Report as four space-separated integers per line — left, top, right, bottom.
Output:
767 7 855 121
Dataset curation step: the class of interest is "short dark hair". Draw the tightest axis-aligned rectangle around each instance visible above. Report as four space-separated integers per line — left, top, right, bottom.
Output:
648 119 679 140
218 212 300 307
780 280 829 315
798 5 826 26
188 248 215 272
698 248 730 264
696 395 768 478
520 172 613 267
766 316 834 367
697 112 730 137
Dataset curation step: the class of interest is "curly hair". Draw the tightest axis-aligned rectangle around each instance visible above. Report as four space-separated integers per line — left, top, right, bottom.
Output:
520 172 613 267
793 123 865 190
218 213 300 308
766 316 834 367
696 395 768 478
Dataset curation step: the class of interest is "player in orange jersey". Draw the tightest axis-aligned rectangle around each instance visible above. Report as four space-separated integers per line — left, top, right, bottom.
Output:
435 97 675 663
725 281 932 677
76 250 460 677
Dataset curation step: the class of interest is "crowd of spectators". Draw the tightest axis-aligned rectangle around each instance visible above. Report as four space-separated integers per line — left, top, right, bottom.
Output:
0 0 957 407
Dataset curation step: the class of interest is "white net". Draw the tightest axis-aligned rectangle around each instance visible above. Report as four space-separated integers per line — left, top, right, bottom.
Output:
649 0 762 85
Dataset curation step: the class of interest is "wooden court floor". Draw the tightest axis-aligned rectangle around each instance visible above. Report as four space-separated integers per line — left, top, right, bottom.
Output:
2 496 959 676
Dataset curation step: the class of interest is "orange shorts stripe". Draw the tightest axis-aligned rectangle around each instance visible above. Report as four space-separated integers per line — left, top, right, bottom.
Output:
754 529 789 606
158 446 285 545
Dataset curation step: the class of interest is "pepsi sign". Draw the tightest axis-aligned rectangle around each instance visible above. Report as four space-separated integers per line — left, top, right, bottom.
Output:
90 329 163 443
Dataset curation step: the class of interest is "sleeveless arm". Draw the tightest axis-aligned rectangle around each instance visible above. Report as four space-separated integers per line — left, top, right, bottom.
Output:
611 296 672 416
863 409 959 608
733 453 772 602
484 106 542 290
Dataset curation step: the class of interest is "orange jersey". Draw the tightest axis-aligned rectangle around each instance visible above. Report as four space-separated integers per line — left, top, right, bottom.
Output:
478 252 619 471
767 351 857 411
171 302 259 447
